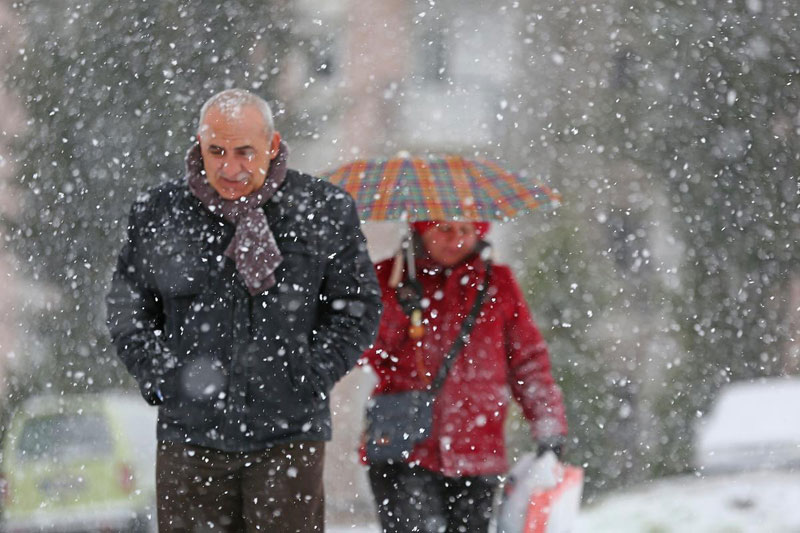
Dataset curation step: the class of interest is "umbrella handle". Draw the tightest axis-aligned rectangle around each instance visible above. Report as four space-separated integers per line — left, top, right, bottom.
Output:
389 235 426 339
388 233 417 288
388 251 404 288
403 238 424 339
404 236 417 280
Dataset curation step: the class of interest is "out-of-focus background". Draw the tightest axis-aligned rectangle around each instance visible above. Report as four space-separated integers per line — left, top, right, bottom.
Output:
0 1 798 531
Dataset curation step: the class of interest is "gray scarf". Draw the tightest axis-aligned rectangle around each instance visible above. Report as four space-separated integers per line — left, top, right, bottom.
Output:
186 141 288 295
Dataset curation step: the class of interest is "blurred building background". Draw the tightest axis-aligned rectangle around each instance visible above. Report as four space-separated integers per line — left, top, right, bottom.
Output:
0 1 24 405
1 0 798 526
283 0 690 517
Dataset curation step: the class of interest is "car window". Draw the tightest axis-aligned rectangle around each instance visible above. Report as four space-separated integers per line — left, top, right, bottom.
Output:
16 413 114 462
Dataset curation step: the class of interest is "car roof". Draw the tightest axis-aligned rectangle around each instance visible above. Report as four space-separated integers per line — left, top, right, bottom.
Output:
17 392 147 418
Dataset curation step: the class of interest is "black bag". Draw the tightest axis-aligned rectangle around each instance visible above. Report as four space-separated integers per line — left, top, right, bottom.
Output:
365 261 493 463
364 390 434 463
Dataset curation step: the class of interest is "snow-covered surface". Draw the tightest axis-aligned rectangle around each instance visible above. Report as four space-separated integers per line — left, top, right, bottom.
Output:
575 470 800 533
330 470 800 533
695 378 800 472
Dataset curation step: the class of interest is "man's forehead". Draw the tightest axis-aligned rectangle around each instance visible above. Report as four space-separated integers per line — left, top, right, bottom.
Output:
199 130 259 145
200 104 265 137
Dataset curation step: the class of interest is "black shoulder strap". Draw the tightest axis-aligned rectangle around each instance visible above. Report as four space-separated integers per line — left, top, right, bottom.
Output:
428 261 493 393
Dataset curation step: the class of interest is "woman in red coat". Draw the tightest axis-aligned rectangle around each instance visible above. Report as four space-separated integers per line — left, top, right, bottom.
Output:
362 220 568 533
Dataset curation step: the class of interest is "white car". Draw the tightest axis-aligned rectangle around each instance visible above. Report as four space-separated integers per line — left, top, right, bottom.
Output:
694 377 800 473
576 470 800 533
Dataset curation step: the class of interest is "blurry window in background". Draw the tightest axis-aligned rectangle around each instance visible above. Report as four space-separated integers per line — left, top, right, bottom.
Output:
307 34 336 77
420 21 449 83
612 47 641 91
606 208 653 277
413 4 450 84
17 414 113 462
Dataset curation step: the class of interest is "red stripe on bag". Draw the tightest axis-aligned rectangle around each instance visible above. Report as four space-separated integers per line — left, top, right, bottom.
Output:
524 466 584 533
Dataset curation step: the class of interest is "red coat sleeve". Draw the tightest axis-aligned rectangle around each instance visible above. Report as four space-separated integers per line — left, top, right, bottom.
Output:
501 267 568 440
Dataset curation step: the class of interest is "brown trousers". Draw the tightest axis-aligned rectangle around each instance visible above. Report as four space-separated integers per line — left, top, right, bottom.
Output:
156 440 325 532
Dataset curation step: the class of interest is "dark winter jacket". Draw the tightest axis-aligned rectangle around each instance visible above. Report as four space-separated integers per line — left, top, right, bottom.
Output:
107 168 382 452
362 252 567 476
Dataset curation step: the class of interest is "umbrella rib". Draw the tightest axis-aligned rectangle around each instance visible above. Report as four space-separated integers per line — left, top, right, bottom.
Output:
349 160 374 220
465 161 518 219
481 159 558 210
445 156 480 220
411 158 445 221
373 158 405 220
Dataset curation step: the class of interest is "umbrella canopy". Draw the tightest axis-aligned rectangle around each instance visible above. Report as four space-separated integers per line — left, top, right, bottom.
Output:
321 155 560 221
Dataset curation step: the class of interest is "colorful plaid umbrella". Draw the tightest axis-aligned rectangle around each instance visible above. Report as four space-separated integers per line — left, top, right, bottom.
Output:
321 155 560 221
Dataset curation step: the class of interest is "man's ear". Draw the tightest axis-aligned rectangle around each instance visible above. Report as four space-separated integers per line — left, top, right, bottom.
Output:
269 131 282 160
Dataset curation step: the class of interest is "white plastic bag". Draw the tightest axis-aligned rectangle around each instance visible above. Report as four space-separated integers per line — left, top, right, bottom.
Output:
496 451 584 533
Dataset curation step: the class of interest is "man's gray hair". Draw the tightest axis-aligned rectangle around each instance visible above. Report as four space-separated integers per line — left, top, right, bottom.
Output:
199 89 275 135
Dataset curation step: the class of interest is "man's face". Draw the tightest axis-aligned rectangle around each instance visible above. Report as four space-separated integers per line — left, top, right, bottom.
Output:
198 104 281 200
420 221 480 267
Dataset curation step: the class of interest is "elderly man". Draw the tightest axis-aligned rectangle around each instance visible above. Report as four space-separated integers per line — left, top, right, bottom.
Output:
107 89 382 532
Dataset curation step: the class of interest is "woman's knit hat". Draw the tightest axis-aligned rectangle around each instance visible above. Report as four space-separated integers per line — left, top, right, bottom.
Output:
411 220 490 239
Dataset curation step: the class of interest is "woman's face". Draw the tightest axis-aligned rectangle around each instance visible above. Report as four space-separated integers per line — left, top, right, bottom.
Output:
420 221 480 267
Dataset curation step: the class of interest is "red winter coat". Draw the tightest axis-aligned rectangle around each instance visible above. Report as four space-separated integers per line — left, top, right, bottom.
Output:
361 251 568 477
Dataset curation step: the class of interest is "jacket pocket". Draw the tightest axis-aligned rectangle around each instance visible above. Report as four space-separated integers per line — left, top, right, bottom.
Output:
159 257 209 298
160 354 228 422
274 240 321 287
247 337 326 427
